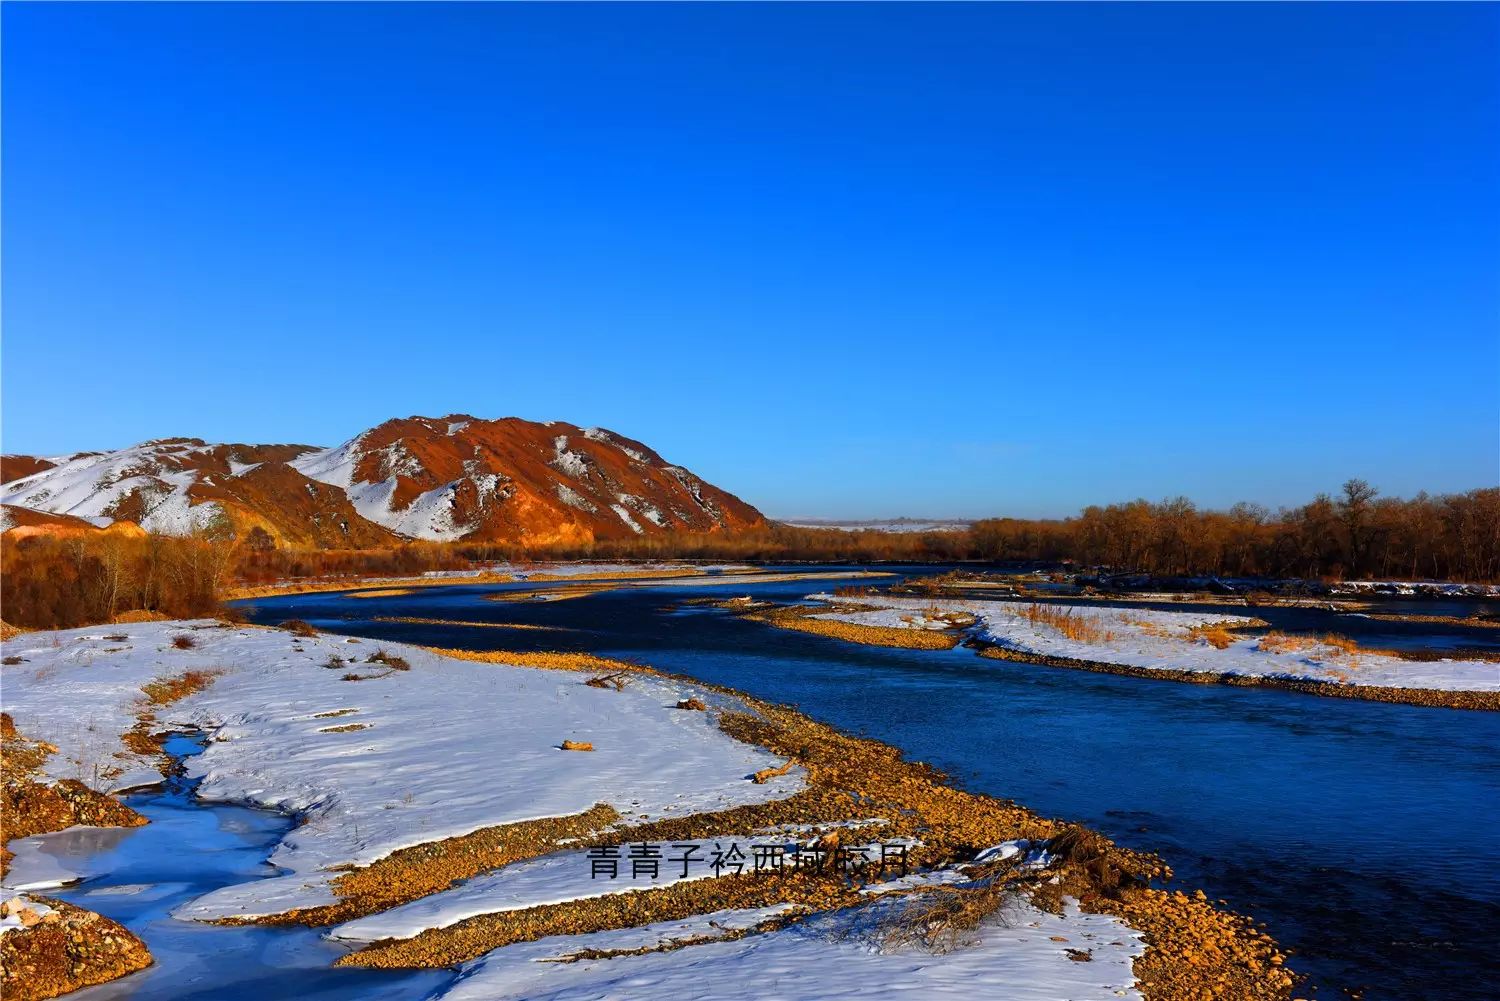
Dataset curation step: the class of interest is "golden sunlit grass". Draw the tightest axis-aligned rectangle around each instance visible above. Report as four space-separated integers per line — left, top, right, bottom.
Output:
1021 603 1115 644
1256 631 1360 660
1188 623 1239 649
140 669 222 706
425 647 647 674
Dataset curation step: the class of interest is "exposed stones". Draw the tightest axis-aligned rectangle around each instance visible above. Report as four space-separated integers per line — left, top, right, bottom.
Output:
0 897 152 1001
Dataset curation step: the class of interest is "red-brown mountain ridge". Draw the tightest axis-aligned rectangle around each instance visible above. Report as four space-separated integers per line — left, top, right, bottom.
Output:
0 415 764 547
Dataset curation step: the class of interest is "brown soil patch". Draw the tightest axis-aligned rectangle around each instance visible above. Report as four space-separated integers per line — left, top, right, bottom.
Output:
141 669 221 706
735 603 961 650
0 897 152 1001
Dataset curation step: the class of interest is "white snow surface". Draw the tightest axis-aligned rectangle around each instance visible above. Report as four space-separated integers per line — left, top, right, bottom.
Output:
436 896 1142 1001
555 484 598 513
809 595 1500 692
328 831 903 943
610 504 645 535
0 442 225 533
0 622 799 920
551 435 591 479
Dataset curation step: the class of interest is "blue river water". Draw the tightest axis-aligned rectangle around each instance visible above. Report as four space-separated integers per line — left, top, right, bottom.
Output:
22 568 1497 1001
40 734 447 1001
241 570 1500 1001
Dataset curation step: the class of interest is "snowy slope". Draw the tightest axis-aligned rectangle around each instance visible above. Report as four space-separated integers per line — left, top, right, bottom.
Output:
2 415 763 544
0 441 229 533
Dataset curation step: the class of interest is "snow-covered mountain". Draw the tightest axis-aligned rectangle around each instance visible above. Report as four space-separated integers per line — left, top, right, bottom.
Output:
0 416 764 546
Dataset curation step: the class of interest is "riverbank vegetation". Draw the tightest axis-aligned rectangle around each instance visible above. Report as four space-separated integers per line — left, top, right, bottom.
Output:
3 480 1495 632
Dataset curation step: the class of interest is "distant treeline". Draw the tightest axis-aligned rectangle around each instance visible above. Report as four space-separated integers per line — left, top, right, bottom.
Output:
237 480 1500 582
972 482 1500 582
4 481 1496 631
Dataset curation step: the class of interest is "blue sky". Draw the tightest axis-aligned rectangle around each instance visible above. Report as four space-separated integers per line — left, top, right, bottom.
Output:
4 3 1496 518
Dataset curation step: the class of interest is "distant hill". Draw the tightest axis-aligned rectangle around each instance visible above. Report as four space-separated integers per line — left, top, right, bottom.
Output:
1 415 764 547
780 518 972 534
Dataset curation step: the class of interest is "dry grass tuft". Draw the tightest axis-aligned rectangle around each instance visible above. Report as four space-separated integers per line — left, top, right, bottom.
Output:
279 619 319 637
366 650 411 671
1022 604 1115 644
877 881 1021 954
140 669 221 706
1257 630 1361 660
1188 624 1238 650
170 634 197 650
584 672 629 691
319 723 369 734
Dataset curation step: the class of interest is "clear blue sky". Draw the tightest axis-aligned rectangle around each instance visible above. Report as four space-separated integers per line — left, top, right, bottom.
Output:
4 3 1496 518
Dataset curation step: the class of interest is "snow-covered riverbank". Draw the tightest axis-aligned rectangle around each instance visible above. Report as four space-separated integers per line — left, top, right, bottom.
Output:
807 595 1500 693
2 620 1171 1001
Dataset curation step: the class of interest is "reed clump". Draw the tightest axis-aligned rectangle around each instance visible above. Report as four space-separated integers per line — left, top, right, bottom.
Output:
1021 604 1115 644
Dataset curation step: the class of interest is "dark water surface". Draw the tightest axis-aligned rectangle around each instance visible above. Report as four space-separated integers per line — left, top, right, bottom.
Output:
239 570 1500 1001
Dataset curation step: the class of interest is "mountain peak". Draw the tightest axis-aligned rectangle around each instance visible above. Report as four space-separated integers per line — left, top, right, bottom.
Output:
2 415 762 547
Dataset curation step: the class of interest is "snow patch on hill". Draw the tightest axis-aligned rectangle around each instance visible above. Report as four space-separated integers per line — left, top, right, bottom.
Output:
0 443 222 533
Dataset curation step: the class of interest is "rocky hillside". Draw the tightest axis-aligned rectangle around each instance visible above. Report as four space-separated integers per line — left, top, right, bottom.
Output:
0 415 764 547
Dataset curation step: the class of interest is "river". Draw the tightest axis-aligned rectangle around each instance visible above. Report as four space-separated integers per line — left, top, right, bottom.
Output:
19 568 1499 1000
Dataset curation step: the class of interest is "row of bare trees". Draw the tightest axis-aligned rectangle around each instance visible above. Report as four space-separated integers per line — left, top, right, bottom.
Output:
968 482 1500 581
2 526 237 630
4 481 1495 631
